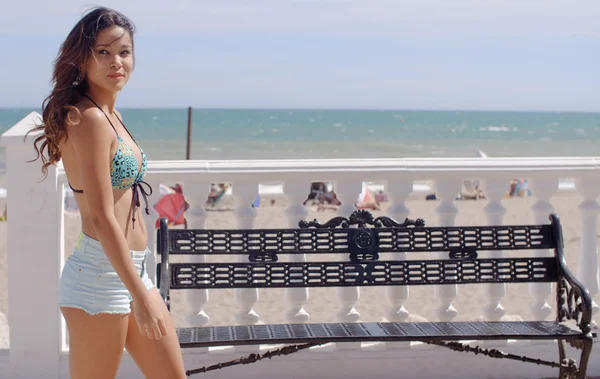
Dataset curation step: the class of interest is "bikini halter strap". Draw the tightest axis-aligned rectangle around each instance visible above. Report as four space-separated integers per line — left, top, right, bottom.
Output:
82 94 136 142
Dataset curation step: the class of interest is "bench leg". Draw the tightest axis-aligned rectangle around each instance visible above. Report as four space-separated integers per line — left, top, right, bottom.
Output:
557 337 593 379
557 339 568 379
576 338 593 379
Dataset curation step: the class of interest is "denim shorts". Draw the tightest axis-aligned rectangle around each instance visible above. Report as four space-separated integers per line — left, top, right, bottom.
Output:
58 232 156 315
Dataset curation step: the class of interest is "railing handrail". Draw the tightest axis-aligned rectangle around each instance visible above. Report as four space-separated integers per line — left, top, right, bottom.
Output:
50 157 600 180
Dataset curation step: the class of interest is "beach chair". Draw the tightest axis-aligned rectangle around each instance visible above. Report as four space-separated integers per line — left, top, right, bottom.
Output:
154 186 189 229
206 183 230 207
509 178 531 197
303 182 327 206
355 190 380 210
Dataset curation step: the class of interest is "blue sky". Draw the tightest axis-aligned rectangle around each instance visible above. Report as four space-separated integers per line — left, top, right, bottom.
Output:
1 1 599 111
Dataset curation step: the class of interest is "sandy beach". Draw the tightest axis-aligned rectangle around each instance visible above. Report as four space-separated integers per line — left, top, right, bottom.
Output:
0 190 598 347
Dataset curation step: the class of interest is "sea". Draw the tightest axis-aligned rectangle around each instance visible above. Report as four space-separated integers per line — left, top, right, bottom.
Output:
1 107 600 168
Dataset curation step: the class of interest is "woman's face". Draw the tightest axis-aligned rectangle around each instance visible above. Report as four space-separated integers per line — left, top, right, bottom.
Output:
83 26 133 93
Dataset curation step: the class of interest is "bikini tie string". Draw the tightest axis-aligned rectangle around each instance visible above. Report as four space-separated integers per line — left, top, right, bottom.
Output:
131 180 153 229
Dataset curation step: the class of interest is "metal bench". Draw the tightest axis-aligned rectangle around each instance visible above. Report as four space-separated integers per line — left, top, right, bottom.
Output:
156 210 595 378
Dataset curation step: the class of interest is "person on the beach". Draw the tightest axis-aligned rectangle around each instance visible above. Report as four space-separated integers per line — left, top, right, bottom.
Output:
27 7 185 378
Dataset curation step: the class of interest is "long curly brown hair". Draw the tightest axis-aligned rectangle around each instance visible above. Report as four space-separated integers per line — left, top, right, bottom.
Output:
28 7 136 176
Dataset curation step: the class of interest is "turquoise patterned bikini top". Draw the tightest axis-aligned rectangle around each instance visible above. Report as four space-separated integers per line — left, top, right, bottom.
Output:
68 95 152 228
110 133 147 189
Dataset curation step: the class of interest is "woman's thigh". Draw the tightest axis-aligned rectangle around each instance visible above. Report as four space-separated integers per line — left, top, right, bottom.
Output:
125 288 186 379
61 307 129 379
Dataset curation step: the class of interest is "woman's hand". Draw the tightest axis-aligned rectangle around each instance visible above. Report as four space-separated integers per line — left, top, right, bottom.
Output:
131 292 168 340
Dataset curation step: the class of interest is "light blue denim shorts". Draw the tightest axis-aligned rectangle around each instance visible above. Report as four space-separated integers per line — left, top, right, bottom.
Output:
58 232 156 315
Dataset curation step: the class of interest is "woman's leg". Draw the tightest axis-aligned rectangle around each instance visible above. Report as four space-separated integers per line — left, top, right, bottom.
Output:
61 307 129 379
125 288 186 379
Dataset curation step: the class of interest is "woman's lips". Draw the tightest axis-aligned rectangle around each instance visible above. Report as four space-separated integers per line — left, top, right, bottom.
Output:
107 74 124 79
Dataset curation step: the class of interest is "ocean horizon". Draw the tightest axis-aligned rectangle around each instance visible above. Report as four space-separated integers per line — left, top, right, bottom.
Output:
1 108 600 167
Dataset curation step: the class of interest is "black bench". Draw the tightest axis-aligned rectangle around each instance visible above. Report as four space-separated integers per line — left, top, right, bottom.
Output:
156 210 595 378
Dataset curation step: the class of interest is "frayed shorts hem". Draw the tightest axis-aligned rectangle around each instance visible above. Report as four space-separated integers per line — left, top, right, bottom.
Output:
58 304 132 316
58 282 156 316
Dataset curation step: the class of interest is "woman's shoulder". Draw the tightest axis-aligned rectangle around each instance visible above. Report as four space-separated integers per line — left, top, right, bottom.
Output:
67 104 114 142
72 102 105 124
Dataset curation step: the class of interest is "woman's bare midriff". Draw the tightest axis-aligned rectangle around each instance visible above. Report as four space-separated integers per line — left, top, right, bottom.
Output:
77 188 148 250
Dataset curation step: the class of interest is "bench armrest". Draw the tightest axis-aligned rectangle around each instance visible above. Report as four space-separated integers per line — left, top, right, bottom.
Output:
556 255 593 334
551 214 593 335
157 218 171 310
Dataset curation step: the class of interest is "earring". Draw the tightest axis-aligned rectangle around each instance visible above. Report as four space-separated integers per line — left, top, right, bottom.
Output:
72 75 82 86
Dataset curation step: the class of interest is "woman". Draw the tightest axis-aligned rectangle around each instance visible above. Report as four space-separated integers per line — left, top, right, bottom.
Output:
28 7 186 378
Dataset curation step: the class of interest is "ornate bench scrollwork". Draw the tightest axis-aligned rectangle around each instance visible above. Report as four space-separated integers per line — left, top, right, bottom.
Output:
299 210 425 262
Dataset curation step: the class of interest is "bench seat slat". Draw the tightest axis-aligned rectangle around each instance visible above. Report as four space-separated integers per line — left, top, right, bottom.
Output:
176 321 583 348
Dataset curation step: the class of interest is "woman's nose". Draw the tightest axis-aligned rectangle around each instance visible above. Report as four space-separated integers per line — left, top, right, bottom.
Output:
110 55 122 69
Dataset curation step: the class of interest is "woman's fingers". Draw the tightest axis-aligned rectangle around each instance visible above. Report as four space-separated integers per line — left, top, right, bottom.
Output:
139 322 156 339
138 323 148 338
152 322 163 340
158 318 168 338
137 316 166 339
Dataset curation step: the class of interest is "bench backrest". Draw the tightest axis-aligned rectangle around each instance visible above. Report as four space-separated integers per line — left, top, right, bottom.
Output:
156 210 596 333
157 211 566 292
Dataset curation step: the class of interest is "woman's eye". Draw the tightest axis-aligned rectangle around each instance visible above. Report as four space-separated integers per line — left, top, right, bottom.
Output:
120 50 131 55
98 50 109 55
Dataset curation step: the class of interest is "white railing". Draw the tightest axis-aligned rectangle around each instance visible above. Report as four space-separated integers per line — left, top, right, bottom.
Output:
1 112 598 379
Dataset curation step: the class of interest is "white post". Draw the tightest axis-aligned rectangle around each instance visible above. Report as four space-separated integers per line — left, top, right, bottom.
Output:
576 177 600 324
385 179 413 350
385 179 413 323
528 178 556 321
233 181 260 354
283 180 310 323
482 178 507 321
334 179 361 322
1 112 62 378
57 179 68 352
434 179 462 321
234 182 260 325
142 176 162 284
181 181 210 327
334 179 361 350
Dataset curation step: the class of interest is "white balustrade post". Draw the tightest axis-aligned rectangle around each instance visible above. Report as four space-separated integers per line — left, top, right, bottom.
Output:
283 180 310 323
142 176 162 285
234 182 260 325
233 182 260 354
334 179 362 324
385 179 413 350
434 179 462 321
528 178 557 321
181 181 210 327
385 179 413 323
1 112 62 378
57 179 69 352
482 178 507 321
332 179 362 350
576 177 600 324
